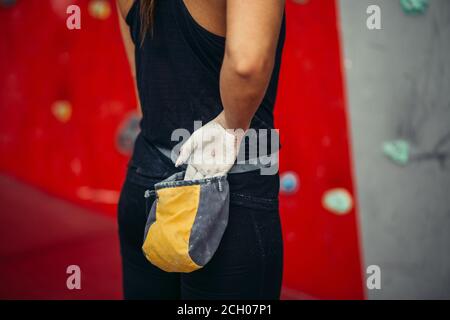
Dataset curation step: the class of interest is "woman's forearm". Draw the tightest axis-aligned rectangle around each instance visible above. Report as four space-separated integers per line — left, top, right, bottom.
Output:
218 0 285 131
219 50 275 131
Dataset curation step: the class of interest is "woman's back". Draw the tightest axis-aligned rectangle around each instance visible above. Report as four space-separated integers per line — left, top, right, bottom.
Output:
117 0 286 300
125 0 286 177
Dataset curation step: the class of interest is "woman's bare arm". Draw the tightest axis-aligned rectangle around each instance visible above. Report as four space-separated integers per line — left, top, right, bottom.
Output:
116 0 141 114
218 0 285 130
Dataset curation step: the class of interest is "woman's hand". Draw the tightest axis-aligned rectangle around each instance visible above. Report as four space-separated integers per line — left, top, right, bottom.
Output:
175 112 246 180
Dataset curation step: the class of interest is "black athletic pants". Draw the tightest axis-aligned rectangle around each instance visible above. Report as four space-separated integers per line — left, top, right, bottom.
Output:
117 165 283 299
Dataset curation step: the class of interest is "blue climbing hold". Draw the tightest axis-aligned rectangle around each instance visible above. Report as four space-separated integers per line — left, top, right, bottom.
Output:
400 0 429 14
383 140 410 166
280 172 300 194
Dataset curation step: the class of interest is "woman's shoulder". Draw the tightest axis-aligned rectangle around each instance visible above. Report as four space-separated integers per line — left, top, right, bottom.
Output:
117 0 136 20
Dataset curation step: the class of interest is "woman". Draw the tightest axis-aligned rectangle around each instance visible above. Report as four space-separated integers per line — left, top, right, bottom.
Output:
116 0 286 299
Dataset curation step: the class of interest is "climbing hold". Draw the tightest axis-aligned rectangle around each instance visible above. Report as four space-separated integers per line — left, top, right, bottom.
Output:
51 100 72 123
116 111 141 155
322 188 353 215
383 140 410 165
77 186 120 204
280 171 300 194
88 0 111 20
0 0 16 8
400 0 428 14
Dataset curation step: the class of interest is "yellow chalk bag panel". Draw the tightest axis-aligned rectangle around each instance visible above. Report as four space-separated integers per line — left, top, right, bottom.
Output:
142 172 229 273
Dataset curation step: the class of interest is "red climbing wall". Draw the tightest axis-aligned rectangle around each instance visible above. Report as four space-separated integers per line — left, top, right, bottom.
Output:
0 0 364 299
276 0 364 299
0 0 136 214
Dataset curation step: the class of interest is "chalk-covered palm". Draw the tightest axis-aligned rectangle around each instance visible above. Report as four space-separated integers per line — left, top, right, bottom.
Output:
175 116 245 180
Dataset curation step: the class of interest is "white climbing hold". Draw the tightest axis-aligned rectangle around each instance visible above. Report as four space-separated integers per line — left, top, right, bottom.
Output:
322 188 353 215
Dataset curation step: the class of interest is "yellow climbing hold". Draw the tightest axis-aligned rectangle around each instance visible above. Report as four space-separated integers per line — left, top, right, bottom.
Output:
88 0 111 20
51 100 72 123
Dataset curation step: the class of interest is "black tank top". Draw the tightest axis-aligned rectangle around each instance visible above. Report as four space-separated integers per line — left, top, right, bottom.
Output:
126 0 286 179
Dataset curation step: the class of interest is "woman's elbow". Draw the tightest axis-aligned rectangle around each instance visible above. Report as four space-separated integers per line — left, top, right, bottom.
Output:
225 47 274 79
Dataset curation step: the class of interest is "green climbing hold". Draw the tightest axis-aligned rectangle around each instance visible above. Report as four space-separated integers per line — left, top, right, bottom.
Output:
400 0 428 14
322 188 353 215
383 140 410 165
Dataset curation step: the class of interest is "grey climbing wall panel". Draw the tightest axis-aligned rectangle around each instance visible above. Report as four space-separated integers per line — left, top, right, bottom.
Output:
338 0 450 299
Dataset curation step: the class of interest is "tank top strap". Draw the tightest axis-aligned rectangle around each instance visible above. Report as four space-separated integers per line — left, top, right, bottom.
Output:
125 0 140 45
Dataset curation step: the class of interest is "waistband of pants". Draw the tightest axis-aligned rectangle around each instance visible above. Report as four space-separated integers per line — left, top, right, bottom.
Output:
154 145 278 174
